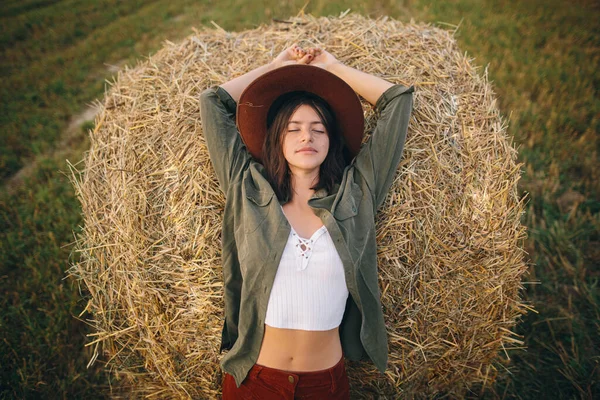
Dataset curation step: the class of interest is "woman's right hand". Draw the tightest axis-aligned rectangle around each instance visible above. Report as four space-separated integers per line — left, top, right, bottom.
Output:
305 47 342 71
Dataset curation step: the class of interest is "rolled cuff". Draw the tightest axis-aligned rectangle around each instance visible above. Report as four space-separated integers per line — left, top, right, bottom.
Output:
374 84 415 114
215 86 238 116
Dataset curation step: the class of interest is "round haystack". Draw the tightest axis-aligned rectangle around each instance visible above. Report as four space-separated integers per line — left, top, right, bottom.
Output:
67 12 529 399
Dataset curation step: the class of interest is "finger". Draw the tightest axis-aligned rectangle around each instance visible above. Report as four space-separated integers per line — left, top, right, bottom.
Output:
298 53 312 64
289 44 301 57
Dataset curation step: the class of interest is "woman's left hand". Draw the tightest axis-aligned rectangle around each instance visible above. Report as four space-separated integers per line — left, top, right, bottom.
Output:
272 44 313 68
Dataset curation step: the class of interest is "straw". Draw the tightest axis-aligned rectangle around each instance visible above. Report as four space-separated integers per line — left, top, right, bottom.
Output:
67 12 529 398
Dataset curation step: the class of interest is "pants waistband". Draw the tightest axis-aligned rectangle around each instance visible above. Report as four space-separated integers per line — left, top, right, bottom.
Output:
250 356 345 388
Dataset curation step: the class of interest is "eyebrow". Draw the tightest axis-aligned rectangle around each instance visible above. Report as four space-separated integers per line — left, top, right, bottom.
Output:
287 121 324 125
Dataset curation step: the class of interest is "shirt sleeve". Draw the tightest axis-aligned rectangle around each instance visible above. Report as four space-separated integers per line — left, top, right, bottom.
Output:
199 85 251 194
351 84 415 210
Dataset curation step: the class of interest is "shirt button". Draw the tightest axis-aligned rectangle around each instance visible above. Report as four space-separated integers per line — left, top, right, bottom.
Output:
288 375 294 383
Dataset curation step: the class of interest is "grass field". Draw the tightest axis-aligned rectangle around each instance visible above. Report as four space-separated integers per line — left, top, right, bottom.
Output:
1 0 598 398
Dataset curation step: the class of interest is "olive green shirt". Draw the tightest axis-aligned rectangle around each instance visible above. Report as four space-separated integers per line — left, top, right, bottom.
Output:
199 82 414 388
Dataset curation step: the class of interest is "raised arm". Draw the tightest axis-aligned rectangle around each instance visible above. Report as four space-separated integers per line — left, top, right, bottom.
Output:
220 44 313 102
309 48 414 210
308 49 394 105
200 45 317 193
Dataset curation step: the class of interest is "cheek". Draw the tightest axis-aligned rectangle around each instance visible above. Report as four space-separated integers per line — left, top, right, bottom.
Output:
321 136 330 152
282 136 294 159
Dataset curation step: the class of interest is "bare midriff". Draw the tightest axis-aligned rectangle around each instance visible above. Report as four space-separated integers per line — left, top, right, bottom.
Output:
255 324 343 371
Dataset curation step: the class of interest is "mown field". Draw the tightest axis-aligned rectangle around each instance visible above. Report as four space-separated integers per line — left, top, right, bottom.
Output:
1 0 598 398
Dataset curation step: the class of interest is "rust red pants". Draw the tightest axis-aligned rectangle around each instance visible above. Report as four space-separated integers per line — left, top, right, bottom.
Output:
222 356 350 399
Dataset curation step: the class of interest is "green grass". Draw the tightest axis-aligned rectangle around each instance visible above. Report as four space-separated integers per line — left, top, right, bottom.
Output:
1 0 598 398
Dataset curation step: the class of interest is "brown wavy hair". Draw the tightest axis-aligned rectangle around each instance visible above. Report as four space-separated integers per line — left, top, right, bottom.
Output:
262 91 350 202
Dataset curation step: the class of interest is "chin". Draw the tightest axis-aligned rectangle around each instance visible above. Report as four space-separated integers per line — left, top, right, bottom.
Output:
285 152 327 171
288 159 325 171
296 163 323 171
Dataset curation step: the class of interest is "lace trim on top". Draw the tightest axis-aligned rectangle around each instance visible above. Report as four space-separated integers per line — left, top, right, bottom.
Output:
290 225 328 271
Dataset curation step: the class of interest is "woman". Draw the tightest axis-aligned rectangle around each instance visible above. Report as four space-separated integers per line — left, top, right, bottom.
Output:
199 44 414 399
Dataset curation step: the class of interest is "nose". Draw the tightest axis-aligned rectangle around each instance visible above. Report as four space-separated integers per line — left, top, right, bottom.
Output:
299 127 313 142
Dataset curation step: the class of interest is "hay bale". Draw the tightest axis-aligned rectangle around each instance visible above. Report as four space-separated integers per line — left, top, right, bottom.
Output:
67 12 529 399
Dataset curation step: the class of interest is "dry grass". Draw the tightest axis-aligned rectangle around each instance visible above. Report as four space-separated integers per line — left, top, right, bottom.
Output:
67 12 529 398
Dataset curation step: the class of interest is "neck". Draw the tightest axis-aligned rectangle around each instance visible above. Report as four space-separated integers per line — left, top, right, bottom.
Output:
289 168 320 204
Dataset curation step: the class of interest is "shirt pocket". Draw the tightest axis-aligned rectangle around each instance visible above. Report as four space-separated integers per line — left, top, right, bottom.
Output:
241 174 275 234
334 179 363 221
236 207 276 279
334 176 369 263
237 193 275 271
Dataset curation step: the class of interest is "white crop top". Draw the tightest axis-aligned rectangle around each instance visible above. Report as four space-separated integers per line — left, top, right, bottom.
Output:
264 221 349 331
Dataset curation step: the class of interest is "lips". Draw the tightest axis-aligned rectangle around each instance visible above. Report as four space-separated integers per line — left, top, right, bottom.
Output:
297 147 317 153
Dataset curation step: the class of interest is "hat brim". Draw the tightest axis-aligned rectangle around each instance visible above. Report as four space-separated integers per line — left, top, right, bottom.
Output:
237 64 364 163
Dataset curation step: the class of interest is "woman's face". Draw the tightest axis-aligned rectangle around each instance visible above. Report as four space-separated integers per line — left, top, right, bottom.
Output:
282 104 329 175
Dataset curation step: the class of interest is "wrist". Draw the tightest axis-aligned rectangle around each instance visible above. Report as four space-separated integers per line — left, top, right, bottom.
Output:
327 61 344 74
269 60 281 70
